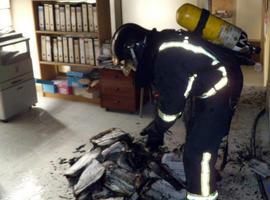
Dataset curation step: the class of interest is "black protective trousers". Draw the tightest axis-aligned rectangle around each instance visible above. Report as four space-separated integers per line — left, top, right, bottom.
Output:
183 64 243 195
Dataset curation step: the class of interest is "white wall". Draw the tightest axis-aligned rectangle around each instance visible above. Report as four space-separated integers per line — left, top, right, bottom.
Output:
264 1 270 86
235 0 262 40
121 0 262 38
11 0 40 78
10 0 262 79
121 0 198 31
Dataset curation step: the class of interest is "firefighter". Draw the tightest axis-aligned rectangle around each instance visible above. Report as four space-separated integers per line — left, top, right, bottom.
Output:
111 22 255 199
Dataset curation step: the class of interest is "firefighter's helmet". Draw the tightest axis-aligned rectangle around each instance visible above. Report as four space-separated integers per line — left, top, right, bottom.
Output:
111 23 150 76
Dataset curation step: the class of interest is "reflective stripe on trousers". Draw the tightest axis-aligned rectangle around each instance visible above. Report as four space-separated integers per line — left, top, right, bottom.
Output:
186 191 218 200
201 152 211 196
186 152 218 200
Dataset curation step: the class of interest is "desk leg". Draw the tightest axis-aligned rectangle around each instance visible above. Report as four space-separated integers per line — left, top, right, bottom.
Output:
139 88 144 117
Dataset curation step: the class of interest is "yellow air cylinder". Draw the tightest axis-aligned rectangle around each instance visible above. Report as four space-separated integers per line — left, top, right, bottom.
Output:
176 3 245 51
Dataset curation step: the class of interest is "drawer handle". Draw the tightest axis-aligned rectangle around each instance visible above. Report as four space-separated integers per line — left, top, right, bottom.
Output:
17 86 23 90
114 88 120 92
114 100 120 104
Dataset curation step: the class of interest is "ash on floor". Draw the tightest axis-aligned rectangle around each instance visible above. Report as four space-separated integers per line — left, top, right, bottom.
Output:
217 86 269 200
56 86 269 200
160 86 269 200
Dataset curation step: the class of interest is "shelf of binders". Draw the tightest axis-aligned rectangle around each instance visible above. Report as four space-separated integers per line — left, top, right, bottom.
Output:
32 0 112 103
36 30 99 38
39 35 99 66
34 2 99 32
39 61 98 68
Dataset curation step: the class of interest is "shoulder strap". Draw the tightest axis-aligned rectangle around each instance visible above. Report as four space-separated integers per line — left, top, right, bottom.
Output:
194 9 210 36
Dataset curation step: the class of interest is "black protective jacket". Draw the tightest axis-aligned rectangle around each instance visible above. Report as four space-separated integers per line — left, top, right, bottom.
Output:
139 29 249 195
139 29 247 132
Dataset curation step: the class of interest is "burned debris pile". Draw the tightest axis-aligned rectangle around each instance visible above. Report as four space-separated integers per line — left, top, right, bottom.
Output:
64 128 186 200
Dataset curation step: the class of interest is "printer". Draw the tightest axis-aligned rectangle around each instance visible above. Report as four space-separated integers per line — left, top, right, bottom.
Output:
0 32 37 121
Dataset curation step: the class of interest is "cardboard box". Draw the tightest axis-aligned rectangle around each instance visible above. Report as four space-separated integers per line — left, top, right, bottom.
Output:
54 80 72 95
73 87 99 99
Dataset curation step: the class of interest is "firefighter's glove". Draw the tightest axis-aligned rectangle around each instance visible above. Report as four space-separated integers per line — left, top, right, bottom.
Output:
141 124 164 152
140 117 174 152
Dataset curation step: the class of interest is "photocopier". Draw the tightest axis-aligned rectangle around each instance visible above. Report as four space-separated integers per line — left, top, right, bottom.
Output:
0 32 37 121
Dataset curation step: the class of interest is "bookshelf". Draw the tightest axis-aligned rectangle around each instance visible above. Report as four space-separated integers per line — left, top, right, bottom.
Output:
32 0 112 104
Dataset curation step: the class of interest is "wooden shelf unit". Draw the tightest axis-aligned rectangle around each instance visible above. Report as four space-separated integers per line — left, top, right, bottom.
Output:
39 61 98 68
36 30 99 38
32 0 111 102
44 92 100 104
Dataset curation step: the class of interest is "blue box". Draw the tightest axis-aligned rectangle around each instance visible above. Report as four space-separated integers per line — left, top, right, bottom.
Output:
35 79 58 93
67 76 88 88
66 71 91 78
43 84 58 93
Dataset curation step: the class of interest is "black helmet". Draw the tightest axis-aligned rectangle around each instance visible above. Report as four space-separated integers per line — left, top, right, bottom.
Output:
111 23 150 75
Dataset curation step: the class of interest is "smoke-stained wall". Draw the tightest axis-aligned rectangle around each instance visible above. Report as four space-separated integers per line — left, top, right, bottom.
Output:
236 0 262 40
121 0 198 31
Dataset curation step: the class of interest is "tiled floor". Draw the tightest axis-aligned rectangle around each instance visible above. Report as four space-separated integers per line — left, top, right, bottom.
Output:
0 93 156 200
0 79 268 200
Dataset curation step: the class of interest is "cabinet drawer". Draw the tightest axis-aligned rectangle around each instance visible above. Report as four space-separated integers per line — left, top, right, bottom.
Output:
101 78 134 89
101 84 135 97
101 69 133 83
101 95 136 112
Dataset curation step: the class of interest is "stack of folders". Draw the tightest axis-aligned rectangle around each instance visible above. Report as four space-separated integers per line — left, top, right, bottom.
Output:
38 3 98 32
97 43 113 68
41 35 99 65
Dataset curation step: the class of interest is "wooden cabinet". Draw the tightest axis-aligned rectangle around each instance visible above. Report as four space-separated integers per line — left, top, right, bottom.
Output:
100 69 139 112
32 0 111 104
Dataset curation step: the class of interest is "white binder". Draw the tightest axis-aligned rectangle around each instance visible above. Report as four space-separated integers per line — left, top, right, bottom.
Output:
74 39 80 63
48 4 55 31
65 4 71 32
44 4 50 31
38 5 45 31
57 36 63 62
85 39 90 64
93 6 98 32
63 36 69 63
68 37 74 63
89 39 95 65
76 6 83 32
46 36 52 61
79 38 85 64
53 38 58 62
94 39 99 65
82 4 88 32
87 4 94 32
41 35 47 61
71 6 76 32
60 6 66 31
55 4 61 31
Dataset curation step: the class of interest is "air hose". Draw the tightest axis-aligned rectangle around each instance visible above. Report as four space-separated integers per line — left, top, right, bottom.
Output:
250 108 266 157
